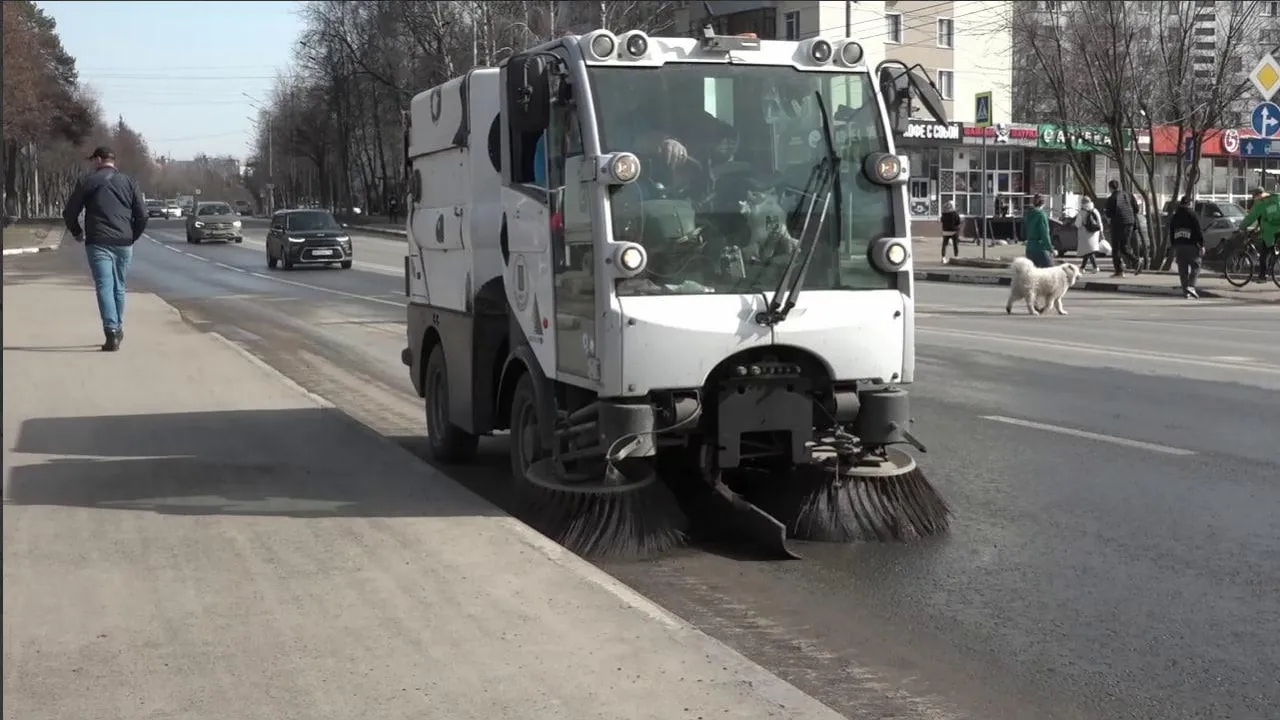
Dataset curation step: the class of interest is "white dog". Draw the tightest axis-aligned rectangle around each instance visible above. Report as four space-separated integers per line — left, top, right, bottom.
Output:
1005 257 1081 316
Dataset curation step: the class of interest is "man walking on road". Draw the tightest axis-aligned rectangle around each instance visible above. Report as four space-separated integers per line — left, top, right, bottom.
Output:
1104 179 1139 277
1168 195 1205 299
61 146 148 352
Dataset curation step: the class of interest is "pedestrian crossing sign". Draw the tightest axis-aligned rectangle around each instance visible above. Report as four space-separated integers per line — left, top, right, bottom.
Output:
975 92 993 129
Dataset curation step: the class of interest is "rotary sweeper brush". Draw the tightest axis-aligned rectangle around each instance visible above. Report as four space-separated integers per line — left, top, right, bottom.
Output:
399 19 952 560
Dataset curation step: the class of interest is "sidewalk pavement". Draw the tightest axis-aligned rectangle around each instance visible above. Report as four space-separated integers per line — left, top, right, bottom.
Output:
2 250 843 720
912 237 1280 303
3 222 66 256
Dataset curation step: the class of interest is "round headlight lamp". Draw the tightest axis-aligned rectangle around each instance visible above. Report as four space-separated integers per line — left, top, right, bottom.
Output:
614 243 647 277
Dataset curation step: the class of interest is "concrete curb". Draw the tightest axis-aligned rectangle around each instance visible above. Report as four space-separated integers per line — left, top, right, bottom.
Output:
913 269 1237 299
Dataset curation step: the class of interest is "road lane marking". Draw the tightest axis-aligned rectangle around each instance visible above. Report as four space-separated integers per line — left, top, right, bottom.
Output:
246 272 404 307
146 232 404 308
980 415 1197 456
919 327 1280 374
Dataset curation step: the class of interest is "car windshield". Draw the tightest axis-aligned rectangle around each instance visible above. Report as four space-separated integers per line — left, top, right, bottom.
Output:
146 200 162 208
1213 203 1245 218
198 203 233 216
588 64 896 296
285 211 340 231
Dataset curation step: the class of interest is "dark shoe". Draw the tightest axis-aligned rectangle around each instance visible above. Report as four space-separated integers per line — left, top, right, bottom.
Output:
115 328 123 347
101 329 119 352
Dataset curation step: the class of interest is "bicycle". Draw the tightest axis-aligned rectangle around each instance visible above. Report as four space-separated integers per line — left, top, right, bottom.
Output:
1222 229 1280 289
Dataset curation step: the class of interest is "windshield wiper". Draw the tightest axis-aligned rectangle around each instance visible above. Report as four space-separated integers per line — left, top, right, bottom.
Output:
756 91 842 327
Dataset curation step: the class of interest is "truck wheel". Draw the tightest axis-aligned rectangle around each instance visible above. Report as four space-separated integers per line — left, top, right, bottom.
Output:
424 344 478 462
509 371 544 483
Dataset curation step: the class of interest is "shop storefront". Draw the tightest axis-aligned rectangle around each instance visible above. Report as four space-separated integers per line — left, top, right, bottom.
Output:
895 119 962 221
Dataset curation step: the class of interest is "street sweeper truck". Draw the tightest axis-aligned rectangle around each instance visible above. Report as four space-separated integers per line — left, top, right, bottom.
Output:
400 21 953 560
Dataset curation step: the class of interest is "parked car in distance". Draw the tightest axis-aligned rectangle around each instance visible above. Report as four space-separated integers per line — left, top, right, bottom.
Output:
1160 199 1242 253
186 201 243 244
233 199 253 216
265 208 352 270
145 199 168 219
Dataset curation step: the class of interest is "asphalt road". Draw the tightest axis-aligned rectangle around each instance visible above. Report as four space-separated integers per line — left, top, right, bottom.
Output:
122 221 1280 719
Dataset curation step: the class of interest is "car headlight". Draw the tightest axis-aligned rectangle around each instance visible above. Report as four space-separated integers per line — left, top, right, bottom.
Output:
288 236 304 243
232 220 242 228
336 235 351 243
194 221 204 228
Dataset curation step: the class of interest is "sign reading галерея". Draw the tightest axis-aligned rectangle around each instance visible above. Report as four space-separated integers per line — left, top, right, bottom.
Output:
1037 124 1131 151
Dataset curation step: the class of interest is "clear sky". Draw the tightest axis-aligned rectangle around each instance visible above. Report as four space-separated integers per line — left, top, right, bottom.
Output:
41 0 306 162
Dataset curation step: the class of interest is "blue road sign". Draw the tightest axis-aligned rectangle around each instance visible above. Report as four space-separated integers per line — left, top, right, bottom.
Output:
1240 137 1280 157
1252 102 1280 137
974 91 992 129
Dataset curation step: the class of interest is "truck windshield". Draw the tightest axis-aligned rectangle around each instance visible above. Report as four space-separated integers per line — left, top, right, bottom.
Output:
589 64 896 297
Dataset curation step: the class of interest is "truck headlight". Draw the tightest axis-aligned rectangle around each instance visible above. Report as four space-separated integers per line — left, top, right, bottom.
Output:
608 153 641 184
614 243 647 277
232 220 242 228
870 237 910 273
864 153 906 185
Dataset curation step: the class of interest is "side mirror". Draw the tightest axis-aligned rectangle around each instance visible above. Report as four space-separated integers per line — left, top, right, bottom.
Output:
507 54 553 134
876 61 949 133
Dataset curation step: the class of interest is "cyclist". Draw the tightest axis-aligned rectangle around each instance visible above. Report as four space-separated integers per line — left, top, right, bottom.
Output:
1240 186 1280 281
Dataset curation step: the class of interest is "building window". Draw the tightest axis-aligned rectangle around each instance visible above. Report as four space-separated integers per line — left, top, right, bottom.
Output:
886 12 903 43
937 18 954 48
939 149 1025 218
937 70 955 100
711 8 777 39
783 10 800 40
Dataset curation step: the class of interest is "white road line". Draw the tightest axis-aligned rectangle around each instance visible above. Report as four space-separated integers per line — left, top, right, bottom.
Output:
919 327 1280 374
147 231 403 307
246 272 404 307
981 415 1198 456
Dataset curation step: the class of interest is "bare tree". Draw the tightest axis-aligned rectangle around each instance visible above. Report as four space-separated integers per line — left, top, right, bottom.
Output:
248 0 679 220
2 0 158 219
1010 0 1265 264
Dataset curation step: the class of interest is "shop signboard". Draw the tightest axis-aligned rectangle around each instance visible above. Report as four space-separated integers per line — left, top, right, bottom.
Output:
962 123 1039 147
898 120 963 143
1037 124 1131 151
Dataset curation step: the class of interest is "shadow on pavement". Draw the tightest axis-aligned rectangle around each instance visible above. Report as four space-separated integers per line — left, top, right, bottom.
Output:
4 344 101 352
9 408 502 519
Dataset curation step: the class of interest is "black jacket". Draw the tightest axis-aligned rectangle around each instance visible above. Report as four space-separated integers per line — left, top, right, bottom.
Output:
1104 189 1136 226
62 167 147 246
940 210 962 232
1168 205 1204 246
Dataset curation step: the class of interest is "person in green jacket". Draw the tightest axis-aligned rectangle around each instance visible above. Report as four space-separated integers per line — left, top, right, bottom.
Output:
1022 193 1054 268
1241 186 1280 281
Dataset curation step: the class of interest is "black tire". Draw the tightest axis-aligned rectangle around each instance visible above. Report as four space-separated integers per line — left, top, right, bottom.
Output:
508 371 544 483
424 344 479 463
1223 249 1255 288
234 237 243 244
267 246 277 269
185 233 193 244
340 260 353 269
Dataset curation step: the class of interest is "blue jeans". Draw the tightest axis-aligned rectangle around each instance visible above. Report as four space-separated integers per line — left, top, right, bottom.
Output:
86 243 133 332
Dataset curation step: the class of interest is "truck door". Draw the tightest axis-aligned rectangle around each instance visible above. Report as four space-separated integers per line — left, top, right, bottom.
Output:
547 64 596 383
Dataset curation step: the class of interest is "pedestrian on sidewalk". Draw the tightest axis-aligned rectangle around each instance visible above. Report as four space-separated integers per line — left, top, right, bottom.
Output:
1104 179 1139 277
1168 195 1205 299
1023 194 1055 268
1241 186 1279 281
1074 196 1103 272
1131 191 1151 272
940 201 962 264
388 195 400 225
61 146 147 352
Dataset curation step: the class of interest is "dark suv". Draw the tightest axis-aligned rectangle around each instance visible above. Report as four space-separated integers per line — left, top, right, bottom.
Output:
265 209 353 270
